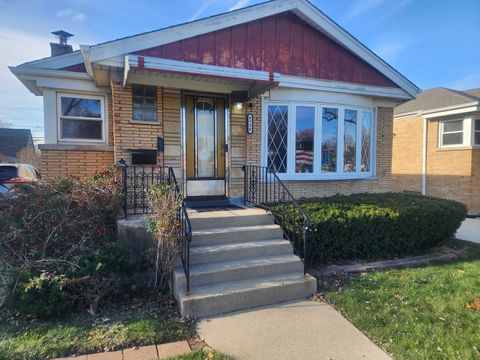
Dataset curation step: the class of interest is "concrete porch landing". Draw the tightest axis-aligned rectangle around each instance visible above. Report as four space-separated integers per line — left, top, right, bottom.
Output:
197 300 392 360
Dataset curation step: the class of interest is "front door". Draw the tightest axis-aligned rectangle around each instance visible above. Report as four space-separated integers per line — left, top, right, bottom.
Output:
184 94 227 198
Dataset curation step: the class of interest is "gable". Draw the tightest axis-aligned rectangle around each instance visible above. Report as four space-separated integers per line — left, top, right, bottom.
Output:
134 12 397 88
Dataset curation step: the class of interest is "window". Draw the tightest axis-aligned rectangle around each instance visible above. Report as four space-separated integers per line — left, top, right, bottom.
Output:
344 109 357 172
295 106 315 173
267 105 288 173
132 85 157 121
263 101 375 180
321 108 338 173
440 120 464 147
58 94 104 141
475 119 480 145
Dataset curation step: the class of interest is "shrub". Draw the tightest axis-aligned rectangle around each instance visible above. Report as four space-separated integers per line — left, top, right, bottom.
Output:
0 167 131 316
146 183 180 294
286 193 467 263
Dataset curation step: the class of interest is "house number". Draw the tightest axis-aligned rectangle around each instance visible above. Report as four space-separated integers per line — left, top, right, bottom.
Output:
247 113 254 135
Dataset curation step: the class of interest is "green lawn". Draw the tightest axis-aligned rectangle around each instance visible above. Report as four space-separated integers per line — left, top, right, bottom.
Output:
0 299 194 360
165 349 232 360
323 240 480 360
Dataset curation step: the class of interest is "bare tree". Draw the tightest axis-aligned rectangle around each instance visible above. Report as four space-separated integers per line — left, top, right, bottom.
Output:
17 146 41 168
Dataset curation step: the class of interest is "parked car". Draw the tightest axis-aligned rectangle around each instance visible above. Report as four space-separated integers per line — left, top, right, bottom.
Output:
0 164 41 199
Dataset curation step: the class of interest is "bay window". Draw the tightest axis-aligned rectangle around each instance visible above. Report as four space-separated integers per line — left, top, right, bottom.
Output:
264 101 375 179
58 93 105 142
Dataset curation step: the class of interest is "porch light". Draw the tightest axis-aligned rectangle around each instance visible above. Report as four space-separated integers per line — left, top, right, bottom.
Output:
234 102 244 110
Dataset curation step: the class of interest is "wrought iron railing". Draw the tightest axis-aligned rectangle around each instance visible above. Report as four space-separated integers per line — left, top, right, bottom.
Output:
243 165 311 275
168 167 192 293
119 160 192 293
118 159 168 216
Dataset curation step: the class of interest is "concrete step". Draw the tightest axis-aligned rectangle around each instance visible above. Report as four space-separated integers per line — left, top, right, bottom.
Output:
174 254 303 292
188 207 274 230
192 224 284 246
189 239 292 265
178 273 317 318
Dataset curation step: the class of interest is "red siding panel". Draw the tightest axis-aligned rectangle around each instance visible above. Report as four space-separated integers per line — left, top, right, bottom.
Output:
134 11 399 88
232 24 247 68
247 20 262 70
261 17 276 73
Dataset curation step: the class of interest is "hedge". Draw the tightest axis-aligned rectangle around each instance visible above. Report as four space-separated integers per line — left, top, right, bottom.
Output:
293 193 467 263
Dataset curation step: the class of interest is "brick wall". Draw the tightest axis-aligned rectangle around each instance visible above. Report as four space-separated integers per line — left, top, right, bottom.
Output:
391 115 479 214
245 103 394 198
391 115 423 192
111 83 164 166
40 149 114 179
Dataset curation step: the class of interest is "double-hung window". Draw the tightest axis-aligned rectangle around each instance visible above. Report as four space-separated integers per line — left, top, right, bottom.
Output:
440 119 464 147
58 94 105 142
264 101 375 179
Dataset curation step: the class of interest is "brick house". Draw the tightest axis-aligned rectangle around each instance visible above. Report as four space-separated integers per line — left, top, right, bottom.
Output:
392 87 480 215
10 0 418 202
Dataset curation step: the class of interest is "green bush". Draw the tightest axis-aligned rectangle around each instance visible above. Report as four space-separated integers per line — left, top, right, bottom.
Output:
292 193 467 263
0 167 132 317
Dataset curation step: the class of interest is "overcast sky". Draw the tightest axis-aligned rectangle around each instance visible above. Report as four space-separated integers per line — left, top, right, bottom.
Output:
1 0 479 141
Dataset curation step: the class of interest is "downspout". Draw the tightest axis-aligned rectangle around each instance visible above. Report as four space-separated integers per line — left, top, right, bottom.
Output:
422 117 427 195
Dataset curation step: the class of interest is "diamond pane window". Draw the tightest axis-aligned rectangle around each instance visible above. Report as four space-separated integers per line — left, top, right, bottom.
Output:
361 112 372 172
344 109 357 172
267 105 288 173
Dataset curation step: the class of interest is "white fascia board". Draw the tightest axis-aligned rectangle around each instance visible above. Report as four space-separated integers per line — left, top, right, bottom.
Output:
80 45 95 80
129 55 272 82
422 104 480 119
88 0 296 63
277 74 412 100
16 51 84 70
294 0 419 98
10 66 91 81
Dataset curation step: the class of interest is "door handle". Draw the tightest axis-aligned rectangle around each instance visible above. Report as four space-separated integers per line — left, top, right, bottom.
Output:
224 144 229 152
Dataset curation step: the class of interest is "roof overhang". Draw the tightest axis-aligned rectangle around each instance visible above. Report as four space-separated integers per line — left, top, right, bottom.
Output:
81 0 419 98
395 102 480 119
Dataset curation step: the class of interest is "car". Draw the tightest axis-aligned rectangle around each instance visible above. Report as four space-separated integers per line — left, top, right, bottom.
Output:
0 164 41 199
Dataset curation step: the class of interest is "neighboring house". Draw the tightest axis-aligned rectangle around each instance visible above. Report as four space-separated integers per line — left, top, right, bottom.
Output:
392 87 480 214
0 128 35 163
10 0 418 202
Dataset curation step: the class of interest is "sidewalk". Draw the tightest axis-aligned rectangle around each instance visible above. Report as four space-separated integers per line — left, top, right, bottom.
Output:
197 300 392 360
56 341 191 360
456 218 480 244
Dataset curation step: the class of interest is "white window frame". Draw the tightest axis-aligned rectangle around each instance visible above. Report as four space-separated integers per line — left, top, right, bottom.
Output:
261 100 376 181
57 93 106 143
474 119 480 146
438 118 465 148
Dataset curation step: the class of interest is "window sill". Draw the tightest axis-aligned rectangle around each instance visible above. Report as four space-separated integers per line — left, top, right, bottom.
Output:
437 146 472 151
130 119 160 125
276 174 378 181
39 144 114 152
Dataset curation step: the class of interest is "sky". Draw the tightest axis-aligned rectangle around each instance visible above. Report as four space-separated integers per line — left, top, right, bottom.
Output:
0 0 479 141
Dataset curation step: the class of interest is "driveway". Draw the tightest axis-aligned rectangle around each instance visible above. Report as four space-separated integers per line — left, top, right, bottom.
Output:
197 300 391 360
456 218 480 244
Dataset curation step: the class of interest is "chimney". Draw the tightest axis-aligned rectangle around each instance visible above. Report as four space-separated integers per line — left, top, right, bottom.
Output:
50 30 74 57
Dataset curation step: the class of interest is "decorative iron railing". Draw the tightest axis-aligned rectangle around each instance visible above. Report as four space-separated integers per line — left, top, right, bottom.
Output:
168 167 192 293
119 160 192 293
243 165 311 275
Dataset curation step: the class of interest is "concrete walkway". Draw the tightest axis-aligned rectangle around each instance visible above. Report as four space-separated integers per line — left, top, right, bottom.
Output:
197 300 392 360
456 218 480 244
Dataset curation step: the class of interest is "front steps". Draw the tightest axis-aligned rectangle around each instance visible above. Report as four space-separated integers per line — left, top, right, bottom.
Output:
173 206 317 318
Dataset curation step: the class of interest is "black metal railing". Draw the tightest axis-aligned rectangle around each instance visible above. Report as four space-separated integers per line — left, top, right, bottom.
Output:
119 159 169 216
119 160 192 293
243 165 311 275
168 167 192 294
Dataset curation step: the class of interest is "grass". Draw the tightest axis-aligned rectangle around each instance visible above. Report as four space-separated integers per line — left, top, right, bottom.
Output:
0 298 194 360
322 239 480 360
165 349 232 359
